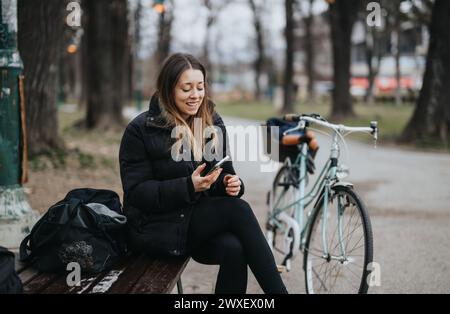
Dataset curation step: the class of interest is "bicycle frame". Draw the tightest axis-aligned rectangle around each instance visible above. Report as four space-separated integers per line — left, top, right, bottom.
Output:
268 129 347 259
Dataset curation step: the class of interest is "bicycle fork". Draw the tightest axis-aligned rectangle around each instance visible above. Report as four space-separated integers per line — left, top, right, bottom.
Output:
321 132 348 262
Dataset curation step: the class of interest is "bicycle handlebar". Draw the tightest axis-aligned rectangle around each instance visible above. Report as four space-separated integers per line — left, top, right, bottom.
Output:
283 113 378 140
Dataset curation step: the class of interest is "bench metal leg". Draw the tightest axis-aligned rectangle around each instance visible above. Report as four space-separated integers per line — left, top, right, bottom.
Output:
177 279 183 294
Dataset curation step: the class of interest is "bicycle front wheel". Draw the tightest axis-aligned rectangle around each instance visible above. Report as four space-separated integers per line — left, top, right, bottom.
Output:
304 185 373 294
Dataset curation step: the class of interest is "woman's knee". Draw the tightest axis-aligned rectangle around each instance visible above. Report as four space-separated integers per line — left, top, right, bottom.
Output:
218 233 245 260
222 198 253 217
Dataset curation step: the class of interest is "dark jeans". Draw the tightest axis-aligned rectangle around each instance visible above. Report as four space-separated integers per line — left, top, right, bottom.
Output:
187 196 288 294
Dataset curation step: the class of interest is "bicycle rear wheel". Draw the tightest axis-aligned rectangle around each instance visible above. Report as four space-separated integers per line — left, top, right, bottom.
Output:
304 185 373 294
266 164 299 270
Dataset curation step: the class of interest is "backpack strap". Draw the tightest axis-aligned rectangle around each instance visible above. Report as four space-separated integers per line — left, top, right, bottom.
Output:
19 234 32 263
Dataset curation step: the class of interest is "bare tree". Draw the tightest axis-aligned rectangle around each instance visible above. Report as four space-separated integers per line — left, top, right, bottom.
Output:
304 0 315 102
283 0 295 113
202 0 229 83
248 0 266 101
401 0 450 144
328 0 361 119
384 0 404 105
132 0 143 108
84 0 129 129
156 0 173 67
17 0 66 155
363 17 382 104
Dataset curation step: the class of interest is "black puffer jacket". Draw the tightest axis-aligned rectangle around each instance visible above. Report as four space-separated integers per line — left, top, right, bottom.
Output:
119 95 244 257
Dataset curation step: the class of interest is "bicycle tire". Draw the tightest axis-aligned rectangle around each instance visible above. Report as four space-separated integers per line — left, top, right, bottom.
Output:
304 185 373 294
266 164 299 267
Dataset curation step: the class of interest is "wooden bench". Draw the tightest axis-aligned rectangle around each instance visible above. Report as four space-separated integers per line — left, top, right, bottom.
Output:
15 253 189 294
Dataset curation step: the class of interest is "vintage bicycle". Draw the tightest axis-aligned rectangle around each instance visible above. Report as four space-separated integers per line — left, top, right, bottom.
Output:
265 113 378 294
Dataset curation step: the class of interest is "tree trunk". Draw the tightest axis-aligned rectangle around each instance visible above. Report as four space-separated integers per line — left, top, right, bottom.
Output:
392 21 402 105
84 0 129 129
17 0 65 156
157 10 173 68
283 0 295 113
304 0 315 102
249 0 265 101
329 0 359 120
364 25 379 105
202 16 213 80
401 0 450 144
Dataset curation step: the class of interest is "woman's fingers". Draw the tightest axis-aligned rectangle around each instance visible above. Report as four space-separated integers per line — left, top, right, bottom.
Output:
193 163 207 176
227 180 241 187
201 168 222 188
225 175 240 187
226 189 240 196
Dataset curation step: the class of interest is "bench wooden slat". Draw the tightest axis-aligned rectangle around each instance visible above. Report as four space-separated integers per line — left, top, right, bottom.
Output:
23 272 62 294
19 268 40 285
40 254 136 294
129 256 189 294
106 254 158 294
42 272 99 294
16 253 189 294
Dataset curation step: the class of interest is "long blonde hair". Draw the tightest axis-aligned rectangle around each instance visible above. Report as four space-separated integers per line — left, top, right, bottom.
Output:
156 53 218 161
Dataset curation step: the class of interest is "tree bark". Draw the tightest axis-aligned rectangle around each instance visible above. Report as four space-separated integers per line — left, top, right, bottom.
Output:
201 0 229 86
392 19 402 105
84 0 129 129
401 0 450 144
304 0 315 102
329 0 360 119
249 0 265 101
156 1 173 68
364 24 380 105
202 13 214 79
283 0 295 113
17 0 65 156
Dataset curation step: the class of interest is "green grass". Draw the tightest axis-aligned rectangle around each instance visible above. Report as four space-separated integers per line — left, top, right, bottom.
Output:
215 99 414 143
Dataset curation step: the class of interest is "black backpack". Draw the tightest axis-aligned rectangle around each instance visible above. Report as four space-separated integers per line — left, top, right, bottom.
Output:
19 188 127 274
0 246 23 294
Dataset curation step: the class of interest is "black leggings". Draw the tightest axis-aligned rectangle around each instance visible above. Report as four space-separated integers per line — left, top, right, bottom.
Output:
186 196 288 294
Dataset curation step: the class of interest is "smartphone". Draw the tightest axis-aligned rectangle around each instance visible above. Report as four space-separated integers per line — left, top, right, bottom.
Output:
202 155 231 177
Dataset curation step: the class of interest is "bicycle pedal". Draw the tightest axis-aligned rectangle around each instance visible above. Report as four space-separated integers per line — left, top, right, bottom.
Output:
277 265 286 273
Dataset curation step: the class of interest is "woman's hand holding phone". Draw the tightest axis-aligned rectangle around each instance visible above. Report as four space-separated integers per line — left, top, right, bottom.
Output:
191 163 223 192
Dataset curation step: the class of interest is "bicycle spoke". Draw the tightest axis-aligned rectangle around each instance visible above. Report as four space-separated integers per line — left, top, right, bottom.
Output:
330 221 363 254
343 264 362 280
346 233 365 255
340 270 360 292
348 243 365 252
322 262 338 290
344 213 363 251
306 247 326 258
329 264 344 292
312 266 329 292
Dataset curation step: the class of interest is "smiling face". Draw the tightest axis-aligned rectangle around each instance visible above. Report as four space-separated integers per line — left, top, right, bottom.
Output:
173 68 205 120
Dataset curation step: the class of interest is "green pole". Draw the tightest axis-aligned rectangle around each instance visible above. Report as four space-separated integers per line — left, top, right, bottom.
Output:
0 0 33 221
